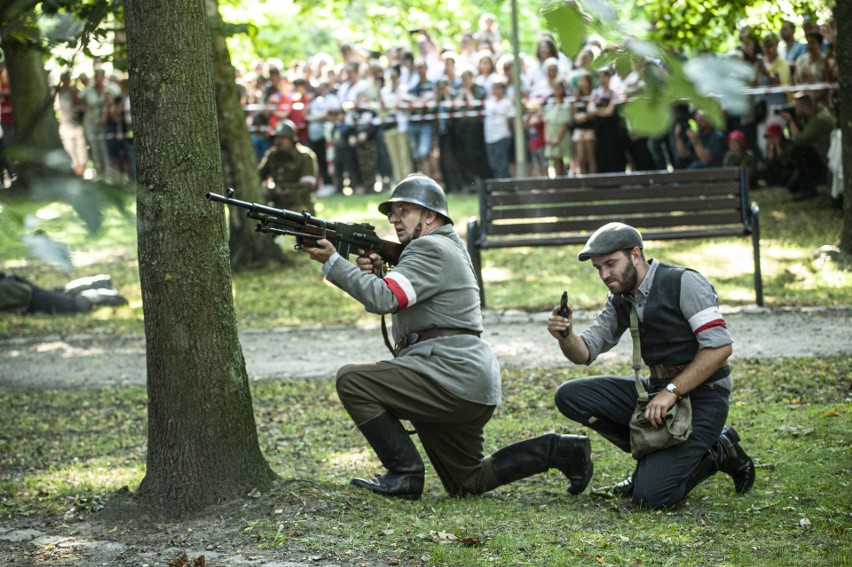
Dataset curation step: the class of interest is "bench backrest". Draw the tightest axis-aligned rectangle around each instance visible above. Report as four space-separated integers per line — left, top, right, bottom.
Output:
476 168 755 248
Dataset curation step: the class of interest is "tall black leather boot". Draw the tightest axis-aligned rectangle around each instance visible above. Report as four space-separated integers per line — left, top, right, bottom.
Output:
350 411 425 500
684 425 755 496
683 451 719 495
488 433 593 495
714 425 756 494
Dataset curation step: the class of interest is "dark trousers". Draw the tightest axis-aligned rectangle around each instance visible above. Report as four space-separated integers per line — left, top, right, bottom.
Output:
336 361 497 495
306 138 331 185
555 374 729 508
790 144 827 193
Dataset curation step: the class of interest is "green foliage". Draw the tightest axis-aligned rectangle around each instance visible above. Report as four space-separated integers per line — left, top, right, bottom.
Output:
542 0 591 59
220 0 550 70
0 177 133 271
628 0 833 56
1 358 849 564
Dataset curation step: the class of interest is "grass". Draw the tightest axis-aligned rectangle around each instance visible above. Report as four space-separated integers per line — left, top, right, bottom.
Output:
0 183 850 564
1 359 849 565
0 184 850 339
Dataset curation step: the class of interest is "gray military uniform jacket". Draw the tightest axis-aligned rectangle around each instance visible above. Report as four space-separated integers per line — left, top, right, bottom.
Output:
325 224 501 406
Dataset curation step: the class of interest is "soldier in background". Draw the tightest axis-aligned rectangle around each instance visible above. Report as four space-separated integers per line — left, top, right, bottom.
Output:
258 119 319 213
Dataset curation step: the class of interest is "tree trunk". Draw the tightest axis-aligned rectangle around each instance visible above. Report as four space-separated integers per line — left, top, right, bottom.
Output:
124 0 276 515
836 0 852 259
2 8 69 188
207 0 287 269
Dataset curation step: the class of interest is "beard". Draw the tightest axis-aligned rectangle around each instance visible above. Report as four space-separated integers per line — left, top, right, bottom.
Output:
606 260 639 295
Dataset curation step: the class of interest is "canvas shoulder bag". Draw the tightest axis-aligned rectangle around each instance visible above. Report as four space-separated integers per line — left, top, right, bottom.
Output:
627 304 693 459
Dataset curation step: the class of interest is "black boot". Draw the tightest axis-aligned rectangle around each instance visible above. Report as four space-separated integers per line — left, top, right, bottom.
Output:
714 425 755 494
489 433 593 495
350 411 425 500
683 451 719 495
684 425 755 496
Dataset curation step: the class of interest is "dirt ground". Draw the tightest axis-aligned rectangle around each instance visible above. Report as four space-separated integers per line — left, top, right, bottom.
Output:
1 306 850 566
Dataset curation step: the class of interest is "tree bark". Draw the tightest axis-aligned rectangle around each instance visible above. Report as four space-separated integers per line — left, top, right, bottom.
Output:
207 0 287 269
836 0 852 259
124 0 276 515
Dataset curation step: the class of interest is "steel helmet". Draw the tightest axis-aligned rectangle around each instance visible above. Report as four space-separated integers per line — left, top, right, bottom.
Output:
271 119 298 140
378 174 452 224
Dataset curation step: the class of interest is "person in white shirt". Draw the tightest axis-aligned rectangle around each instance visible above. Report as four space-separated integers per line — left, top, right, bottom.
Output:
483 78 514 179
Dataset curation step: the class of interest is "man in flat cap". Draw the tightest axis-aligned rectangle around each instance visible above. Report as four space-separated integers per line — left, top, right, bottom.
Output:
545 222 755 509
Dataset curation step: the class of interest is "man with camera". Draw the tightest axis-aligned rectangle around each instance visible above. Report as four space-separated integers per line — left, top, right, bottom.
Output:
673 110 725 170
777 91 836 201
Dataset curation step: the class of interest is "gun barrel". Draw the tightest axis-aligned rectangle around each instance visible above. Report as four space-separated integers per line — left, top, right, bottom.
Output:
205 191 311 224
206 189 402 266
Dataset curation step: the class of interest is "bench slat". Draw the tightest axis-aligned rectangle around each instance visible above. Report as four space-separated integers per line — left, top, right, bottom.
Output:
487 196 740 221
487 211 745 236
486 183 742 207
478 227 748 249
485 168 743 192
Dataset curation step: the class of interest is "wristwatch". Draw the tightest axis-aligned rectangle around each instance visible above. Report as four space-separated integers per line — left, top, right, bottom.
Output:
666 382 682 399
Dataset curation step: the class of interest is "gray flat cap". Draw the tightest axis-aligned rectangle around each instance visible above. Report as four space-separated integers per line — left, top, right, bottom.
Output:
578 222 644 261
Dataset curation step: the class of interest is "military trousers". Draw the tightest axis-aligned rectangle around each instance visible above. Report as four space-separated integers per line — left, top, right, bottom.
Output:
336 361 497 495
554 374 730 508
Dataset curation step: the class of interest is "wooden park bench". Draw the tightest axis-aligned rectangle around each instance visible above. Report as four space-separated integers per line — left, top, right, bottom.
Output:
466 167 764 307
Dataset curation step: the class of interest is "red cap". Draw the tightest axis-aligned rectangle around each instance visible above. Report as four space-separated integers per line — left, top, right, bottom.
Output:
764 123 784 138
728 130 745 145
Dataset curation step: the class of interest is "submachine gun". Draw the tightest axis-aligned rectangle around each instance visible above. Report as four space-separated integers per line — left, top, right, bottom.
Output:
206 189 403 267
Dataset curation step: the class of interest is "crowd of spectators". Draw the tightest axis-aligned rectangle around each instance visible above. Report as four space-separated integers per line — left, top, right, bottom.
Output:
234 11 839 204
0 10 837 206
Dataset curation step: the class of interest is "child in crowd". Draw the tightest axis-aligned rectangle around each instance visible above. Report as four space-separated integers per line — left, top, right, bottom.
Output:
755 122 794 188
722 130 758 187
571 73 596 174
483 78 514 179
542 78 572 176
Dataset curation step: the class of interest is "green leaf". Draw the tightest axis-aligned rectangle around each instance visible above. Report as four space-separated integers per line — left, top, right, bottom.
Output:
683 56 754 116
22 233 72 271
30 175 129 235
541 1 590 59
621 96 672 137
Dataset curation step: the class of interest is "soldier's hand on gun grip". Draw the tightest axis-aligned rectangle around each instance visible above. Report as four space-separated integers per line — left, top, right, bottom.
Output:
355 250 382 275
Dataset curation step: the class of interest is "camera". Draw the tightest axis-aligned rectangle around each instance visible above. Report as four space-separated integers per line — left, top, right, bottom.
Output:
774 104 796 116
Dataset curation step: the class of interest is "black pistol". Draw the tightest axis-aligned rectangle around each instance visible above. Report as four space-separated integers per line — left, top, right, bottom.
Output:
558 291 570 337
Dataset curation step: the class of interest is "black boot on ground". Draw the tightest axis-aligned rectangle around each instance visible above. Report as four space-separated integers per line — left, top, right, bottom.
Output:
714 425 756 494
489 433 593 495
683 425 756 496
350 411 425 500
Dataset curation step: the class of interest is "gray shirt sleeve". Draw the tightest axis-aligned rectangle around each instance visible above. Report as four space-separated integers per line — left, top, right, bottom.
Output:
579 296 623 365
678 270 733 349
